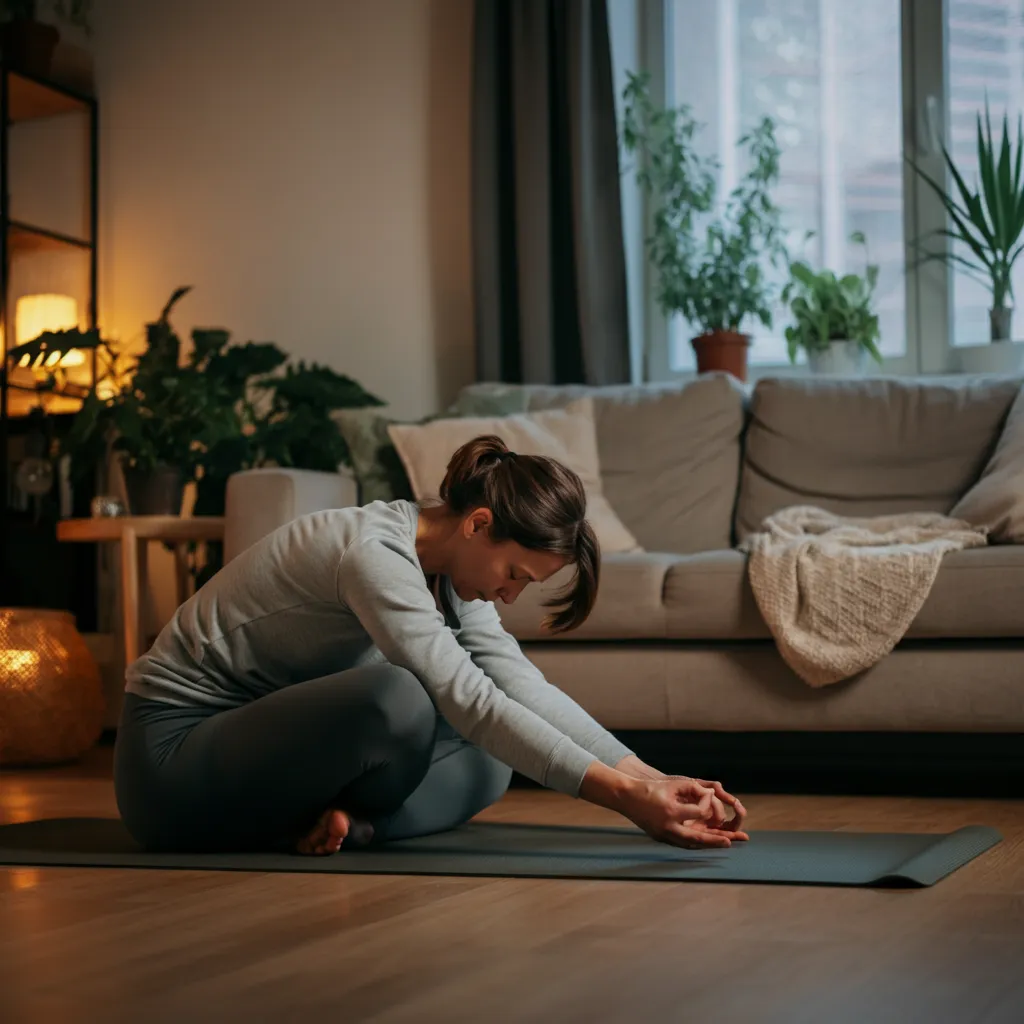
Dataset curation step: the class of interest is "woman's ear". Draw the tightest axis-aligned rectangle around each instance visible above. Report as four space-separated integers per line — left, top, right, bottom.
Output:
465 507 494 538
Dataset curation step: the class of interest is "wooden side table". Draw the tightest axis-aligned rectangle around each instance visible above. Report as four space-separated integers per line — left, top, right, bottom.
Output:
57 516 225 667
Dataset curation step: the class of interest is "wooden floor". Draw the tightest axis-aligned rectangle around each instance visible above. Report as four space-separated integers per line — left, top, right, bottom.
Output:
1 745 1023 1024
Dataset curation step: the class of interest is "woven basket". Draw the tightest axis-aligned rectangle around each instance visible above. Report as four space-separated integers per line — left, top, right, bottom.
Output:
0 608 105 766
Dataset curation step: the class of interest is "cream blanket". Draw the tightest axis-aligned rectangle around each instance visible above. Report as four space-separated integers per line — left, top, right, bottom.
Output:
740 506 988 688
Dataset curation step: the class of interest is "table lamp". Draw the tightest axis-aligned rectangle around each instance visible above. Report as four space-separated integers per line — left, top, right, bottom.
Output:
14 293 83 368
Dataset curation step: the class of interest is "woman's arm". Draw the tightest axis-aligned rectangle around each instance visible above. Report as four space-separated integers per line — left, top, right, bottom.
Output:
337 537 599 797
613 754 668 780
455 597 636 770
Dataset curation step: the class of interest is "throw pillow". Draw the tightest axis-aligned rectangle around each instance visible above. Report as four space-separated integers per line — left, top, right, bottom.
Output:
332 406 418 504
333 391 529 505
950 385 1024 542
385 397 644 554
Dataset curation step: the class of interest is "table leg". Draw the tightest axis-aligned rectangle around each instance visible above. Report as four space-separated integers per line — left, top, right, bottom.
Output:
120 527 141 667
137 536 150 651
174 543 191 607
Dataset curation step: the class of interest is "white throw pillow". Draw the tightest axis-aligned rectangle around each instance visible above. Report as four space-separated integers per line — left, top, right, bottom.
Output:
386 396 643 554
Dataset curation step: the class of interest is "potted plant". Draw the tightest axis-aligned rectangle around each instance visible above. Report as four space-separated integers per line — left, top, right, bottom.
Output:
782 232 884 375
0 0 91 78
909 104 1024 372
621 72 788 381
48 287 383 578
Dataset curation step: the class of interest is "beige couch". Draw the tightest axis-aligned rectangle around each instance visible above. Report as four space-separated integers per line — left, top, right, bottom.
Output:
224 375 1024 789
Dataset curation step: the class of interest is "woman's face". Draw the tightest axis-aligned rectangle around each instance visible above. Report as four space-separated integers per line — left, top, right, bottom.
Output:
448 508 568 605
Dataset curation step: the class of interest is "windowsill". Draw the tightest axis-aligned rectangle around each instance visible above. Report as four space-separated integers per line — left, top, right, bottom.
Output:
656 348 1024 384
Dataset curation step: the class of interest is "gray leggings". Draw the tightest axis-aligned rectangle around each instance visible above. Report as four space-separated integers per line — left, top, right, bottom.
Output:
113 663 512 853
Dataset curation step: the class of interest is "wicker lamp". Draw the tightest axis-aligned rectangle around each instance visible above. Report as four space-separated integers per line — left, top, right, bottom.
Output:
0 608 105 766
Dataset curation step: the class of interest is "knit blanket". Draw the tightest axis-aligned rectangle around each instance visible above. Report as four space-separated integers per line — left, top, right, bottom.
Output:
740 506 988 688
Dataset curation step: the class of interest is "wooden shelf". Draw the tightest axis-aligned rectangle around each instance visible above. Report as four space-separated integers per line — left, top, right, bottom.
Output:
3 390 84 418
7 70 91 122
9 220 92 252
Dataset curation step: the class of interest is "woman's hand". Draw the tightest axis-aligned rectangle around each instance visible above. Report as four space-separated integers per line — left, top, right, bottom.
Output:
580 762 748 850
619 777 746 849
668 776 749 841
613 756 749 844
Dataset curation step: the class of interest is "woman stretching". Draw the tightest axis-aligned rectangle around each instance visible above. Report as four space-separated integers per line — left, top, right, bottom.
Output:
114 436 749 855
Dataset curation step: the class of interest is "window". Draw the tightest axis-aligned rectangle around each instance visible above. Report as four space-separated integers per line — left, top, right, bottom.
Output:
625 0 1024 378
666 0 905 371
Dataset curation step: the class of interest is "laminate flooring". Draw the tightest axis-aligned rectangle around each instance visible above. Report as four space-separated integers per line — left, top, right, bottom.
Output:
1 745 1022 1024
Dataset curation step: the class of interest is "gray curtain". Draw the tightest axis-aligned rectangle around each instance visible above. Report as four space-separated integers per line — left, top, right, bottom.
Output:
472 0 630 385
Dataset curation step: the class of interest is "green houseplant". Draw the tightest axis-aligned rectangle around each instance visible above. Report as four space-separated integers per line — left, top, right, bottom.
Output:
621 71 788 381
782 232 883 374
37 288 383 580
909 104 1024 344
0 0 92 77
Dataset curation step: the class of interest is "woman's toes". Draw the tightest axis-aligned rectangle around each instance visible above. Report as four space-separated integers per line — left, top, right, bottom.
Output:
294 808 360 855
325 809 351 845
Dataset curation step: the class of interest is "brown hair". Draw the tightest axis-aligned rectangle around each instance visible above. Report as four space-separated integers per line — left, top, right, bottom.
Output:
435 435 599 633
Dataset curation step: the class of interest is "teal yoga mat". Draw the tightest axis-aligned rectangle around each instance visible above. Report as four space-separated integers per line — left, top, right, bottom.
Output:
0 818 1002 887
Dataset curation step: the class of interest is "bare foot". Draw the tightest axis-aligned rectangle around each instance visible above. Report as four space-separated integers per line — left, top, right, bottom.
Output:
294 808 375 856
295 808 350 856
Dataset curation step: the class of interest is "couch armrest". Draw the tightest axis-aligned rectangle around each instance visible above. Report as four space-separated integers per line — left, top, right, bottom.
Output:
224 468 359 562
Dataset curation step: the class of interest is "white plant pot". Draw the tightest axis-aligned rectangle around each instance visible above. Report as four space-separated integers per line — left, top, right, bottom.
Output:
806 340 867 376
954 341 1024 375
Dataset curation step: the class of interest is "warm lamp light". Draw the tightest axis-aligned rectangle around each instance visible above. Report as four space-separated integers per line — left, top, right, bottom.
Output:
15 293 83 368
0 649 41 674
0 609 104 765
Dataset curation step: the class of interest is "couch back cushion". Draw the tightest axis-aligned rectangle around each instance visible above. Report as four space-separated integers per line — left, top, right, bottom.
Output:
735 375 1023 539
456 373 746 553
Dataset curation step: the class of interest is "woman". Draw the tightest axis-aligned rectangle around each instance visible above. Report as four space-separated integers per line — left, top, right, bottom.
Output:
114 436 750 856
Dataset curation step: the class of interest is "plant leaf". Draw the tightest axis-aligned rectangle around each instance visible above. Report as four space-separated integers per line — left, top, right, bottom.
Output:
159 286 193 323
6 327 101 368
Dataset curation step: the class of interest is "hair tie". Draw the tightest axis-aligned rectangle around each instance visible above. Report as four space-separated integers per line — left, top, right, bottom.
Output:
499 449 517 464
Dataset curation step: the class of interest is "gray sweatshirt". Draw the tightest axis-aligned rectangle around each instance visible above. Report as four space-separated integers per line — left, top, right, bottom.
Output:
125 499 632 796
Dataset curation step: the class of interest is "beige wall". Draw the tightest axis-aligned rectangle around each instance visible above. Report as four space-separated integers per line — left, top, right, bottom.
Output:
93 0 475 420
88 0 475 651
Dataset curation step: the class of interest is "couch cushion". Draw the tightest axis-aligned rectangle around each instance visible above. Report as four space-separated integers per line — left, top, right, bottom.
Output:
522 643 1024 731
494 552 680 640
951 384 1024 543
495 546 1024 642
458 374 747 553
662 546 1024 640
735 376 1023 540
662 550 765 639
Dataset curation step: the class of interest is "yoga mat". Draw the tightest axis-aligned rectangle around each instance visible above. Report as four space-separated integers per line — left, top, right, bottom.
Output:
0 818 1001 887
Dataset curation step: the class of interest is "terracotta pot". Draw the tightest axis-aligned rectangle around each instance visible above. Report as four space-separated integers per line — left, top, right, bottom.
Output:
691 331 752 381
0 19 60 78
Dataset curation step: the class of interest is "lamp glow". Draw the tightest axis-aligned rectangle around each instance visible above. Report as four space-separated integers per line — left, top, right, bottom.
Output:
0 649 40 674
15 294 83 367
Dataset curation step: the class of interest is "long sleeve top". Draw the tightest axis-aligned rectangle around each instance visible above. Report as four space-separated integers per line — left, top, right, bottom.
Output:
125 498 632 796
